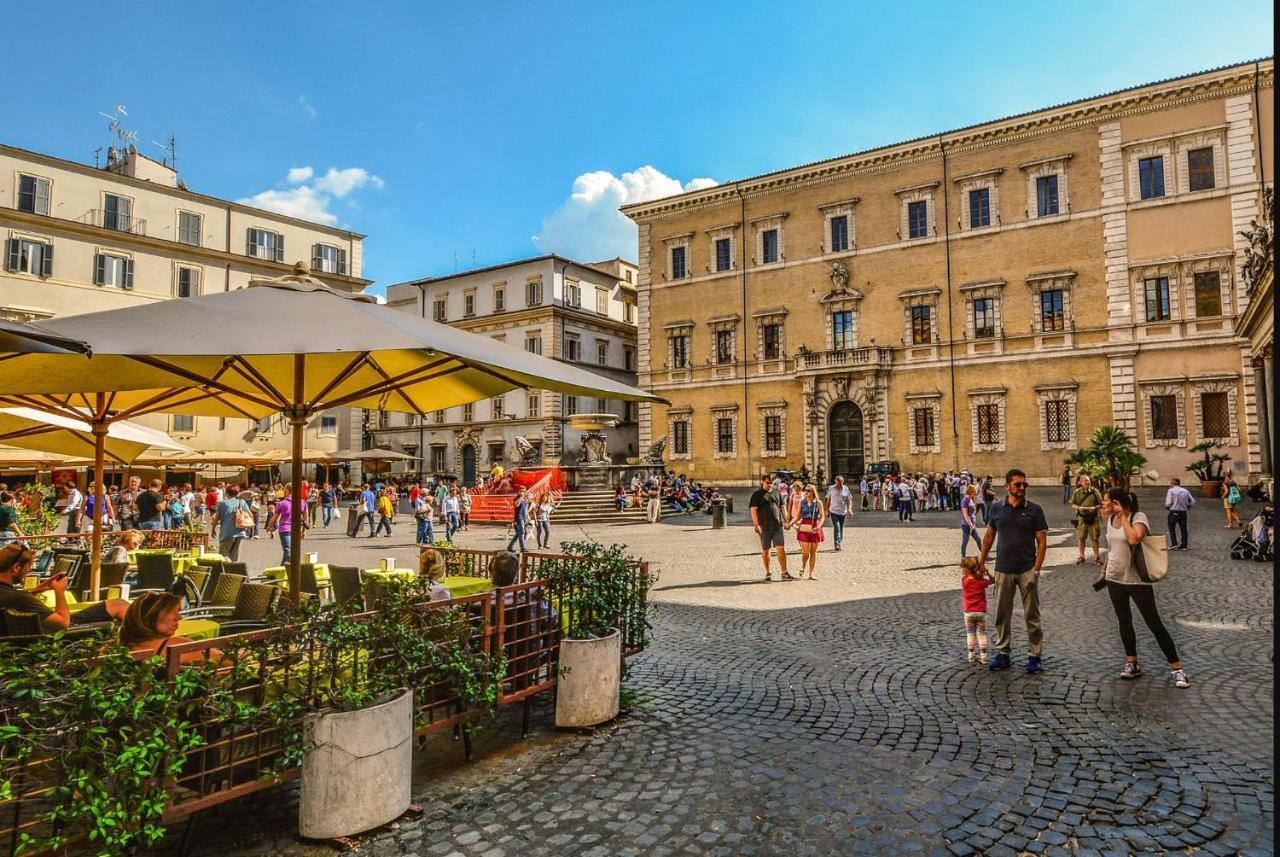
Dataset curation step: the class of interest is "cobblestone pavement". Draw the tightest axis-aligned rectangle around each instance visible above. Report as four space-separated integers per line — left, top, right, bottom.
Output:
168 490 1273 856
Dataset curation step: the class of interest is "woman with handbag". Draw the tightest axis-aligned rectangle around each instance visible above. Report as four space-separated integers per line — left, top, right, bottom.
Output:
794 483 826 580
1099 487 1188 688
215 485 251 561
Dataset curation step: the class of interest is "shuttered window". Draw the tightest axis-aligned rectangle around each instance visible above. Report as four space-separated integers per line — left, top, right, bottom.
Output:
94 253 133 289
5 239 53 277
312 243 347 274
17 175 50 215
247 228 284 262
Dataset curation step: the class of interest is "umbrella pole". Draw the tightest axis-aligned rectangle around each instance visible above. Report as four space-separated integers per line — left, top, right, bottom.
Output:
288 355 306 605
90 393 107 600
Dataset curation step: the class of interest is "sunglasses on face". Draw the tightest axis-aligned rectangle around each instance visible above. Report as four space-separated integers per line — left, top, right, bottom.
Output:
1010 482 1027 488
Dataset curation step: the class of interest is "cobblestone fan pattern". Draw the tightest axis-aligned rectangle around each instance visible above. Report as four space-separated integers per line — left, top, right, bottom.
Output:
167 497 1273 856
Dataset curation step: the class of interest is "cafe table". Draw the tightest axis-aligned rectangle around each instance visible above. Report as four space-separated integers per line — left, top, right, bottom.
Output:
260 564 332 588
360 568 418 584
439 576 492 598
173 553 227 575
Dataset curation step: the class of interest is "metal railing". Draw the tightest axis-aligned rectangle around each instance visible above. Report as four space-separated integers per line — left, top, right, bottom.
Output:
20 528 210 552
79 208 147 236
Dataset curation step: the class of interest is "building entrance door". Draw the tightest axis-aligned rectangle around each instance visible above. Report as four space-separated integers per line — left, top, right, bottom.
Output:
828 401 865 480
462 445 477 486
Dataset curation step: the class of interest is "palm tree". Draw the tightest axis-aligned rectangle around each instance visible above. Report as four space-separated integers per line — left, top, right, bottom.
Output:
1066 425 1147 490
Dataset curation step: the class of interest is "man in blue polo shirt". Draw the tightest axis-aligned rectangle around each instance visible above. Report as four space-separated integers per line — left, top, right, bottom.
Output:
978 468 1048 673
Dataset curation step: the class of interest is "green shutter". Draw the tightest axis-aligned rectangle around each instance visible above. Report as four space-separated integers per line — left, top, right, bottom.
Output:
41 242 53 277
123 259 134 290
94 253 105 285
5 239 17 272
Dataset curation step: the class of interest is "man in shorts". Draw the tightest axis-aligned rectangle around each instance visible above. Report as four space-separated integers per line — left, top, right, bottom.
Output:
749 473 793 581
1069 474 1103 565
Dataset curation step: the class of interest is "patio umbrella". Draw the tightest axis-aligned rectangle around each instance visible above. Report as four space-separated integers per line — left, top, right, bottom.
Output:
0 447 76 468
0 318 91 354
0 262 663 600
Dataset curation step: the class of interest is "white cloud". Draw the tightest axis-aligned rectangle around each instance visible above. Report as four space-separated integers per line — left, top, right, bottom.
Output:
239 165 385 227
533 166 718 261
298 95 318 119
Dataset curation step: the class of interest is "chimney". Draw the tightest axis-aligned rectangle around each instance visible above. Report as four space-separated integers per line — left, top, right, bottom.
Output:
105 145 178 188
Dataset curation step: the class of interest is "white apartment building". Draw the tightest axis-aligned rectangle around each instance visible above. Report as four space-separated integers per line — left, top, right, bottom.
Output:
0 142 371 477
381 254 640 484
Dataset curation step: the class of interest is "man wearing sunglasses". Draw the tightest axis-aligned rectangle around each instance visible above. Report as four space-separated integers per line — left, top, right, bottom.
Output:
978 469 1048 673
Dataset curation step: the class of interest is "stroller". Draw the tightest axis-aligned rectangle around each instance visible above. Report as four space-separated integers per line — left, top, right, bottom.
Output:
1230 506 1274 562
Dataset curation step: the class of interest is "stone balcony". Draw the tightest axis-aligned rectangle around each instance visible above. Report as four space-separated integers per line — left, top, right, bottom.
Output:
793 346 893 375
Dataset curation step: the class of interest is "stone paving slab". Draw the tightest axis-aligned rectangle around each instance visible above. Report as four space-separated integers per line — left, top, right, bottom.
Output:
164 490 1273 855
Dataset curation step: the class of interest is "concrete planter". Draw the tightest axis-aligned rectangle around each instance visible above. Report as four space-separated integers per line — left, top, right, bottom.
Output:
556 629 622 728
299 688 413 840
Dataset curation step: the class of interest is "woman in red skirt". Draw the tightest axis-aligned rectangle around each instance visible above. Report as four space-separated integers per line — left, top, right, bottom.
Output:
794 483 827 579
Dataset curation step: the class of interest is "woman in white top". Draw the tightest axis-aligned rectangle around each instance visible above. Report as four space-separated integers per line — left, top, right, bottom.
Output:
535 493 557 550
1101 487 1188 688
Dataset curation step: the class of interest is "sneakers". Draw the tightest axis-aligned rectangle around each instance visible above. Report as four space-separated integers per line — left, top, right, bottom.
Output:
1121 661 1142 680
1025 656 1043 674
979 653 989 665
967 651 977 664
763 572 773 582
1172 668 1190 688
988 653 1011 671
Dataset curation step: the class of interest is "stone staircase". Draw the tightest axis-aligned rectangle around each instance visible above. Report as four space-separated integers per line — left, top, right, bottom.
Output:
550 490 682 525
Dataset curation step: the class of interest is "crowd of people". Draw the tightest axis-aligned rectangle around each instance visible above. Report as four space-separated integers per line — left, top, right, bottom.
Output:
621 471 724 522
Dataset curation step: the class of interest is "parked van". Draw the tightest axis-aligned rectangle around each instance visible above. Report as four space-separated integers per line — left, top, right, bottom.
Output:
865 460 901 478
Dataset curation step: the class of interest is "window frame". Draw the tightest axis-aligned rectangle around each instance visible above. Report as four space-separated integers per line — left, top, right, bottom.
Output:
17 174 50 216
762 323 782 360
831 309 855 351
672 419 690 456
909 305 932 345
976 403 1000 445
671 333 691 369
670 245 687 279
1199 392 1230 439
1137 155 1165 200
714 237 733 272
761 228 779 264
1143 276 1171 322
715 417 734 454
175 264 200 298
1150 394 1180 440
907 200 929 239
247 227 284 262
971 298 996 340
1039 289 1065 332
714 329 734 365
967 187 991 228
763 414 783 453
1044 399 1070 444
829 214 850 252
526 279 543 307
432 295 448 322
103 193 134 232
1035 174 1060 217
1192 270 1223 318
1186 146 1216 192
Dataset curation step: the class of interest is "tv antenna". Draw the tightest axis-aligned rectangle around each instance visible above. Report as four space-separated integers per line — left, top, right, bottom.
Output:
98 105 138 164
153 134 178 170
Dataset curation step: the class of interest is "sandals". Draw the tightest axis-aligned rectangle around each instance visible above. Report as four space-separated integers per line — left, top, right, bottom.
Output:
1076 556 1086 565
781 573 797 581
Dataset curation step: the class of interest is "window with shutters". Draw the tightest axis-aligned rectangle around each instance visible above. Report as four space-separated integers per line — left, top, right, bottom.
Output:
493 286 505 312
563 395 578 416
672 420 690 456
671 334 690 369
624 346 635 370
1044 400 1070 443
247 228 284 262
596 397 608 414
6 238 53 277
564 334 581 361
623 300 635 323
595 288 608 314
829 215 850 252
17 175 50 215
430 445 447 472
968 188 991 228
175 265 200 298
525 334 542 354
670 245 687 279
94 252 132 289
1200 392 1230 439
972 298 996 339
912 407 936 449
433 296 447 322
764 415 783 453
1193 271 1223 317
462 403 473 422
596 340 608 366
103 194 133 232
907 200 929 238
910 306 932 345
1143 277 1171 321
491 396 504 419
714 237 733 272
526 279 543 306
172 415 195 434
1035 174 1060 217
376 410 390 429
312 243 346 274
715 417 735 455
1039 290 1065 332
976 403 1000 445
319 415 338 435
433 409 446 424
1187 147 1215 191
1138 156 1165 199
178 211 202 246
463 290 476 317
831 310 854 350
527 393 540 418
624 401 637 422
565 280 581 307
488 442 505 465
1151 395 1179 439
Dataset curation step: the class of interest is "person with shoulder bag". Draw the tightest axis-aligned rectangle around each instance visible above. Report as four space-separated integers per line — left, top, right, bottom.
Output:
1097 487 1188 688
1070 475 1104 566
216 485 251 561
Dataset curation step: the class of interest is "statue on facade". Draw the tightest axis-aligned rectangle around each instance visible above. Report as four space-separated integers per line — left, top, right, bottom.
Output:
1240 185 1274 296
514 435 541 467
829 261 850 293
643 435 667 465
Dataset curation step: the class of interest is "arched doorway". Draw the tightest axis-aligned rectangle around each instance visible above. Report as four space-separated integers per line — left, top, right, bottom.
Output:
461 445 477 486
828 401 864 480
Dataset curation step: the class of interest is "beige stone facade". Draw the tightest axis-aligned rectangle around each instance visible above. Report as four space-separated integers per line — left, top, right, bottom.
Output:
625 60 1275 485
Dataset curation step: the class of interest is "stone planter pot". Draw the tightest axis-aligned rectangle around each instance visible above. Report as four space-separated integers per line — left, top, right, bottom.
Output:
299 688 413 840
1199 479 1224 498
556 629 621 728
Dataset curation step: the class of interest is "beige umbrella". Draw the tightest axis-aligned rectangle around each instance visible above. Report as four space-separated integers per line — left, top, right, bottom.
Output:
0 263 662 600
0 407 189 464
0 447 77 468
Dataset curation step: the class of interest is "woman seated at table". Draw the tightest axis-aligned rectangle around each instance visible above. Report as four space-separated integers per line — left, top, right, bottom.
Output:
419 548 451 603
117 591 215 664
105 529 144 566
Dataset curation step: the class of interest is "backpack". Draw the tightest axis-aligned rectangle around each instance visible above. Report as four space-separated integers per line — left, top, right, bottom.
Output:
1227 484 1241 505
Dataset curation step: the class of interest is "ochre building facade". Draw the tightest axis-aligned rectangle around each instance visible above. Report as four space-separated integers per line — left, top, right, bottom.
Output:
624 59 1275 485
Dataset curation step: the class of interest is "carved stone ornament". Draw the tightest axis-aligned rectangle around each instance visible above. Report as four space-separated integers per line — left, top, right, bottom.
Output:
643 435 667 465
514 435 541 467
832 374 850 401
579 431 609 465
829 261 850 292
803 378 819 423
1240 185 1274 296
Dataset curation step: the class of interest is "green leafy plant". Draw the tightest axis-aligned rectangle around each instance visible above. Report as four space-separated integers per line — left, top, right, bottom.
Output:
546 541 654 643
14 484 59 536
1066 425 1147 490
1186 441 1231 482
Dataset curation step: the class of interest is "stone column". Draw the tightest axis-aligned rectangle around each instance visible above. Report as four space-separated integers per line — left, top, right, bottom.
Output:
1265 350 1275 475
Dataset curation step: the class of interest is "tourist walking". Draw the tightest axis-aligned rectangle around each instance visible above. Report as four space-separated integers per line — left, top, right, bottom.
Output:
535 492 556 550
136 480 167 531
1061 465 1073 503
979 476 995 524
858 476 870 511
215 485 249 561
82 481 113 533
1070 475 1104 565
414 493 435 545
62 482 84 534
795 484 825 579
507 488 529 552
267 485 305 565
960 556 993 664
443 486 461 541
459 488 472 532
320 483 336 527
978 469 1048 673
374 488 394 536
116 476 141 531
1164 477 1195 550
825 476 852 551
1221 476 1243 528
960 483 979 557
1100 487 1189 687
897 477 915 522
358 483 377 537
750 473 792 581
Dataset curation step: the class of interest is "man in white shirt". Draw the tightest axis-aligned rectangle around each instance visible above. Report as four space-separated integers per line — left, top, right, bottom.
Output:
898 479 915 522
1164 477 1196 550
63 483 84 533
826 476 853 551
858 477 870 511
869 477 881 510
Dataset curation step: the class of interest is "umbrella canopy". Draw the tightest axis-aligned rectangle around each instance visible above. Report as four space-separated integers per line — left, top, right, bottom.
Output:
0 407 190 464
0 447 76 468
341 448 416 461
0 318 91 354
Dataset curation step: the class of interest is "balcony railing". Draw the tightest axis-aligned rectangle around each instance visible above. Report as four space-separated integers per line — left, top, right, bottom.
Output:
794 346 893 372
80 208 147 236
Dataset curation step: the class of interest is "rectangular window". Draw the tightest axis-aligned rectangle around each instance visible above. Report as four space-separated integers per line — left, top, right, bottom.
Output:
1143 277 1171 322
596 340 608 366
913 408 935 448
762 323 781 360
103 194 133 232
462 403 473 422
488 442 505 465
564 395 578 416
312 243 346 274
764 415 782 453
463 292 475 317
907 200 929 238
6 238 53 277
319 415 338 435
673 420 690 455
218 417 227 431
670 246 686 279
831 309 854 350
17 175 50 215
565 281 581 307
494 287 505 312
624 346 635 371
972 298 996 339
176 266 199 298
430 446 447 472
1036 175 1060 217
1201 392 1230 438
1039 289 1065 332
433 297 447 322
1045 400 1070 443
595 397 608 414
910 306 932 345
526 280 543 306
525 335 542 355
671 334 690 369
715 417 734 453
714 237 732 272
1138 156 1165 200
595 288 608 314
1151 395 1179 439
377 410 390 430
247 227 284 261
1193 271 1222 317
968 188 991 228
624 401 637 422
491 396 504 419
829 215 849 252
1187 147 1215 191
527 393 540 418
255 416 272 434
433 409 446 424
761 229 779 264
623 301 635 323
172 415 195 433
178 211 202 246
714 329 733 364
977 403 1000 445
94 252 133 289
565 335 580 361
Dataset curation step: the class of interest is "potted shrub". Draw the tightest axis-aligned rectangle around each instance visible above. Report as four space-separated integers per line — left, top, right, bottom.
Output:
1065 425 1147 490
547 542 653 728
1186 441 1232 498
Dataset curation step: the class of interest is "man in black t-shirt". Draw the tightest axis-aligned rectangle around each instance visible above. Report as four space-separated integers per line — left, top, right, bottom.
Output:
136 480 167 531
978 468 1048 673
749 474 793 582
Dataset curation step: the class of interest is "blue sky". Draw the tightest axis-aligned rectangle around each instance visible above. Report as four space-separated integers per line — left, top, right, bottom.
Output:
9 1 1273 295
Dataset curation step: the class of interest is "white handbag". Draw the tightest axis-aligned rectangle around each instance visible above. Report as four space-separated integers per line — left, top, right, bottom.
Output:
1133 533 1169 583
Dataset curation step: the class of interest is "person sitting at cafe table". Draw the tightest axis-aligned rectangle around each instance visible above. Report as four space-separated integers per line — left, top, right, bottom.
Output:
117 591 213 663
0 543 129 631
104 529 144 566
419 548 452 602
0 491 25 546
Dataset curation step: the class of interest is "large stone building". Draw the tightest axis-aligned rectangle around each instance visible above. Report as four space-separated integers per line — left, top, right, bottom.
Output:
624 59 1275 485
381 255 639 484
0 141 370 470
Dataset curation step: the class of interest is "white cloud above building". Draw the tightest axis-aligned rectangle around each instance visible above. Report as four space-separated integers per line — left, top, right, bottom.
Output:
239 166 384 226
